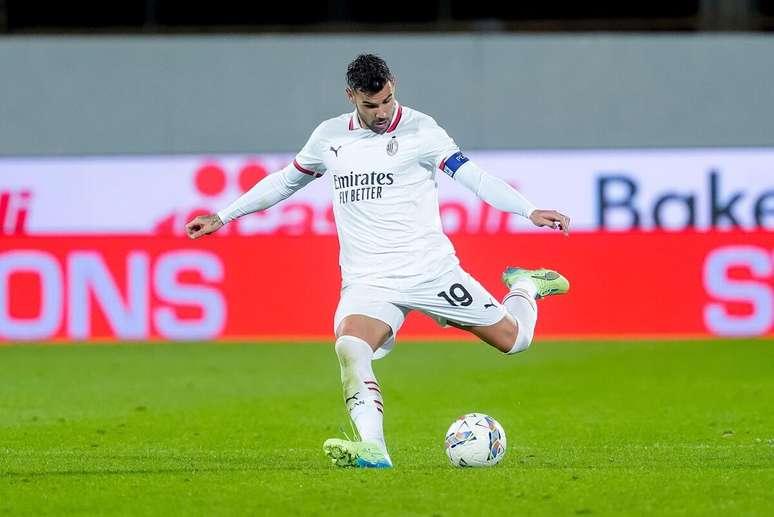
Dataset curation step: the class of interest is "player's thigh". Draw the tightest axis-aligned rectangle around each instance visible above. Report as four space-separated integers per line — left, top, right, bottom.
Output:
408 267 514 350
334 284 407 352
409 266 505 326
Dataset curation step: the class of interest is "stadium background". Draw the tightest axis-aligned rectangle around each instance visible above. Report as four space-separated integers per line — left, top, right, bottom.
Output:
1 3 772 342
0 2 772 515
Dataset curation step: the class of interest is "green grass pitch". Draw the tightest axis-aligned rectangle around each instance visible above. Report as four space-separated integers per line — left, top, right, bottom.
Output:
1 339 772 516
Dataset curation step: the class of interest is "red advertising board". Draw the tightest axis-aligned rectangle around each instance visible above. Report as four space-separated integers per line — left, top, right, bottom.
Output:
1 231 772 342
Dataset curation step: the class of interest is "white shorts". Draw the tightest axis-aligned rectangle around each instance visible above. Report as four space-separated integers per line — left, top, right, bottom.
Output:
333 266 507 359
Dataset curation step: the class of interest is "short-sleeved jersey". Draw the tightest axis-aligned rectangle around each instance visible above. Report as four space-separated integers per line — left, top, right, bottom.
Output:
293 104 463 290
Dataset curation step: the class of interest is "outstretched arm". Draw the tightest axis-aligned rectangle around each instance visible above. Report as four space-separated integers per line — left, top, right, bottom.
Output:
185 163 316 239
417 116 570 235
452 158 571 235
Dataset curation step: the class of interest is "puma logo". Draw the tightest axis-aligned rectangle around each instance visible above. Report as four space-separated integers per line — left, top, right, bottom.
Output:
329 145 342 157
345 392 359 404
484 299 496 309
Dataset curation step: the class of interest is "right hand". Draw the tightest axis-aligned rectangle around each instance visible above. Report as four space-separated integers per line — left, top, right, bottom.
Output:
185 214 224 239
529 209 571 236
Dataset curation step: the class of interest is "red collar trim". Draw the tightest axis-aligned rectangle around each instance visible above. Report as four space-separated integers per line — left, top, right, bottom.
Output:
386 105 403 133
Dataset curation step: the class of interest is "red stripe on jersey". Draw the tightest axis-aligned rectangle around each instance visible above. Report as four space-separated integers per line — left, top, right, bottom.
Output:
293 159 317 177
386 105 403 133
348 116 355 130
373 400 383 407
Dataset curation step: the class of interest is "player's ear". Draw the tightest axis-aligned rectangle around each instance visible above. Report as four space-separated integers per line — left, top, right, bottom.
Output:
345 87 355 105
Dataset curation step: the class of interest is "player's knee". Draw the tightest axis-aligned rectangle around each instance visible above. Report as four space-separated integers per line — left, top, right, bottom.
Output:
336 319 358 338
485 318 519 354
336 316 390 349
507 325 533 355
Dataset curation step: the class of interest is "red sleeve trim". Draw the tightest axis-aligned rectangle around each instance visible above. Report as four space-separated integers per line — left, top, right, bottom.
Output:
293 159 320 177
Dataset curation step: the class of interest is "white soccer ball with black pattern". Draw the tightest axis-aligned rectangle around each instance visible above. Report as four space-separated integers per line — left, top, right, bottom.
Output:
444 413 507 467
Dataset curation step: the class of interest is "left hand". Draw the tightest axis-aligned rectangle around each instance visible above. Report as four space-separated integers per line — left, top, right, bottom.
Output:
185 213 224 239
529 209 571 236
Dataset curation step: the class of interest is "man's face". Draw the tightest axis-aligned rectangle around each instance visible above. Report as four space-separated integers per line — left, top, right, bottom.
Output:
347 81 396 134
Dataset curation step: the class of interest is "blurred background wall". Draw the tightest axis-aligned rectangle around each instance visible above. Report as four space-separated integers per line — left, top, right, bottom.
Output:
0 1 772 343
1 34 774 155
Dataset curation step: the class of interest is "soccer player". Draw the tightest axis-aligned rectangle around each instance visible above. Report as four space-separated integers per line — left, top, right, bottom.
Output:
185 54 570 469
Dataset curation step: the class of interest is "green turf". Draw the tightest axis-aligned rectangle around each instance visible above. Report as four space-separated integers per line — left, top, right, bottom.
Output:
1 339 772 516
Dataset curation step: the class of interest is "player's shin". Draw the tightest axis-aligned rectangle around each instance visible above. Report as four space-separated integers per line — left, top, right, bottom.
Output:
334 336 388 452
502 289 538 354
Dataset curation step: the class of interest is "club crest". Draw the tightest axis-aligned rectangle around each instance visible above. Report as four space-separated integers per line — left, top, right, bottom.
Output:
386 136 398 156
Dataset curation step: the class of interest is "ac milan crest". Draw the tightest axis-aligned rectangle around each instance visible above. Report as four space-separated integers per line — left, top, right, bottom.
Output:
386 136 398 156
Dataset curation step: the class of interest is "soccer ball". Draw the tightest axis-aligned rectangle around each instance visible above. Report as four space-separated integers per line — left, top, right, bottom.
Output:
444 413 507 467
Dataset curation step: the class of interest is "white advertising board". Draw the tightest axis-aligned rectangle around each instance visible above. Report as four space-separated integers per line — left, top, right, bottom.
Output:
1 148 771 235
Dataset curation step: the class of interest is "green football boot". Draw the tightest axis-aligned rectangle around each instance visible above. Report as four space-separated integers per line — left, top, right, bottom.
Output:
323 438 393 468
502 267 570 299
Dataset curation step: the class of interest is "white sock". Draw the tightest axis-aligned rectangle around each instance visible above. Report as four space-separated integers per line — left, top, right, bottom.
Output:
502 286 538 354
510 277 538 299
334 335 387 452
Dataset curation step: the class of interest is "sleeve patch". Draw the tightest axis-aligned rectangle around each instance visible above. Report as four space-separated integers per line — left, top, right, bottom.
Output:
440 151 469 178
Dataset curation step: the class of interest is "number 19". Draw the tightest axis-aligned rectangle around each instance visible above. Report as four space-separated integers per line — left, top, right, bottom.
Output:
437 283 473 307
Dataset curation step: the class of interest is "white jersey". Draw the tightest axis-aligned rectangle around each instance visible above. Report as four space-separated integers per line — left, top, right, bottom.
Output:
293 104 461 289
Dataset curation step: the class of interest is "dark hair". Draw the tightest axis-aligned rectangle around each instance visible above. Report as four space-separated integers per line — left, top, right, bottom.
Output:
346 54 393 94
